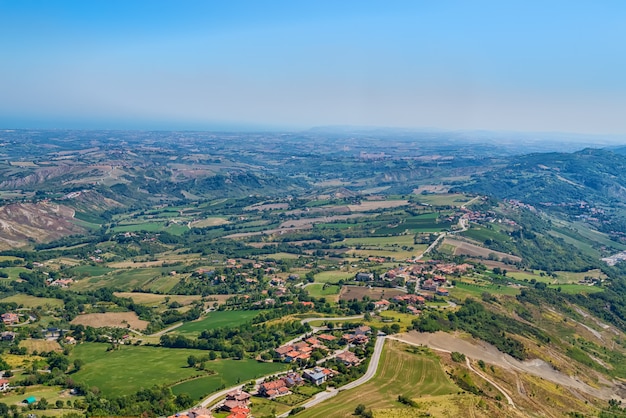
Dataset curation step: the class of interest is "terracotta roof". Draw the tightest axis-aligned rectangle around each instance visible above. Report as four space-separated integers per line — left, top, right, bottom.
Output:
275 345 293 355
318 334 336 341
261 379 287 391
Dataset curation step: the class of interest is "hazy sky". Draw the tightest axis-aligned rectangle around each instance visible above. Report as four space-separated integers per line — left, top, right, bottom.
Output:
1 1 625 133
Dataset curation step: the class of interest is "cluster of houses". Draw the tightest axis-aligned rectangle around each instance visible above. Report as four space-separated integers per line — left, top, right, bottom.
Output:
221 389 252 417
48 278 74 288
274 333 336 362
168 407 215 418
170 389 253 418
341 325 371 345
259 367 335 399
259 372 304 398
336 350 361 366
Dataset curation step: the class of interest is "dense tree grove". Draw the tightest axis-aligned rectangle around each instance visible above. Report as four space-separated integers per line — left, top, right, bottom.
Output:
160 320 311 357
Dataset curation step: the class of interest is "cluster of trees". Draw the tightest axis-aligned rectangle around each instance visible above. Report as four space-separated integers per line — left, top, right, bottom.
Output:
160 320 310 358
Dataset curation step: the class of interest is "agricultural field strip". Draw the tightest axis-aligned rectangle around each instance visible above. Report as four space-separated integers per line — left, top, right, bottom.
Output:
387 336 515 407
391 332 616 401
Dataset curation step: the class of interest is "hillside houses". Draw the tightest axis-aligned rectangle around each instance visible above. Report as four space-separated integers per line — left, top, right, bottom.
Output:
303 366 334 385
168 407 214 418
336 350 361 366
275 341 313 362
222 389 251 411
342 325 371 345
317 334 336 343
274 331 340 363
259 373 303 398
421 279 437 291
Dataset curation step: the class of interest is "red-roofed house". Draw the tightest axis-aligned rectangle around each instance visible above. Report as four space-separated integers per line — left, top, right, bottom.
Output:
373 299 390 310
336 351 361 366
1 313 18 325
226 406 250 418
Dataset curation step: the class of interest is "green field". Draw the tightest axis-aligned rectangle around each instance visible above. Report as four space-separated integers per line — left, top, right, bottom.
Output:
548 284 604 294
70 264 115 277
335 235 428 260
1 294 64 308
412 193 472 207
72 267 173 291
507 269 606 285
450 281 521 299
112 221 189 235
171 359 287 401
313 271 355 284
0 385 84 410
1 266 30 280
173 310 261 336
340 235 417 247
375 213 453 234
0 255 23 261
298 340 459 417
306 283 341 298
307 311 417 332
461 225 508 243
70 343 286 398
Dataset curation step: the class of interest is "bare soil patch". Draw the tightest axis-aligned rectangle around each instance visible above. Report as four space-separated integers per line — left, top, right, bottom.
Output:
339 285 406 301
225 214 366 239
347 200 409 212
394 331 617 401
108 260 168 268
71 312 149 330
443 238 521 262
244 203 289 211
413 185 450 194
475 259 523 272
190 217 230 228
0 202 85 250
279 214 365 229
285 206 351 216
247 239 322 248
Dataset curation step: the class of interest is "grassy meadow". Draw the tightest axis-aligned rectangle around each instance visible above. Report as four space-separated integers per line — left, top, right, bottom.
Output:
1 294 65 308
297 340 459 418
70 342 287 398
173 310 261 336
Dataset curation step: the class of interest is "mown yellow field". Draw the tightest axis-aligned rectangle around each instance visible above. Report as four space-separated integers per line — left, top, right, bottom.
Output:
71 312 149 330
298 340 459 418
19 339 62 353
113 292 202 305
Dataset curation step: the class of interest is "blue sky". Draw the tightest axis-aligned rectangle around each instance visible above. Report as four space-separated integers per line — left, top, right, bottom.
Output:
1 0 625 133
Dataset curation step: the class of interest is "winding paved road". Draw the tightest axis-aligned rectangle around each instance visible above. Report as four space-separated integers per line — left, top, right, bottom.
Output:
277 335 387 417
192 314 367 412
